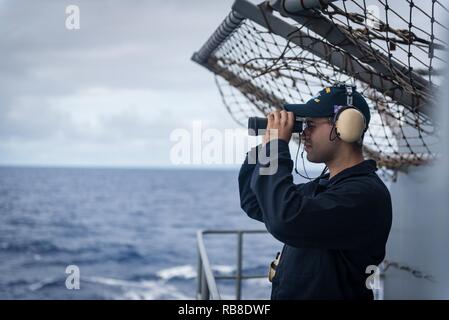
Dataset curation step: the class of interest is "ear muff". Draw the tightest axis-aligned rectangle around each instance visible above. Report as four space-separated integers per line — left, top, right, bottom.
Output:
334 107 366 143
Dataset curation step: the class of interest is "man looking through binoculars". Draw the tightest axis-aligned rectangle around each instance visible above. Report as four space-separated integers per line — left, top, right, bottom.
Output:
238 84 392 300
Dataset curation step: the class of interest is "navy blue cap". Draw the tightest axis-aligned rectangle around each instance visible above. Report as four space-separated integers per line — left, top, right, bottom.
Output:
284 85 371 125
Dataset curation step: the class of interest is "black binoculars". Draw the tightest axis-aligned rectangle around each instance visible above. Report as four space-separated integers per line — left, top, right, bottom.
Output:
247 117 303 136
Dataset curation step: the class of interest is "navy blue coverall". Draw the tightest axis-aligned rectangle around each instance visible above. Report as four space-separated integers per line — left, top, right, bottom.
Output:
238 140 392 299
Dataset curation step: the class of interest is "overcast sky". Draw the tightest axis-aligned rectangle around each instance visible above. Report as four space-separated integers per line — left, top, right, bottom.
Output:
0 0 267 168
3 1 443 170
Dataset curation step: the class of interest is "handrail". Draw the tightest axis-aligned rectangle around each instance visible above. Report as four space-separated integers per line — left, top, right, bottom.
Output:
196 230 221 300
196 229 269 300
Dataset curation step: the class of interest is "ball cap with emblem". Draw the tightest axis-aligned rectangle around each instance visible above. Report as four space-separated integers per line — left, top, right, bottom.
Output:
283 84 371 126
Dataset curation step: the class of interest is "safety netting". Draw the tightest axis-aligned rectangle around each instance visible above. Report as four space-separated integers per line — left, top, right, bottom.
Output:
196 0 448 179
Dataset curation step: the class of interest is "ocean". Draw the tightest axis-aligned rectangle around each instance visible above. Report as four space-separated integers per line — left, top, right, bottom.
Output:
0 166 316 300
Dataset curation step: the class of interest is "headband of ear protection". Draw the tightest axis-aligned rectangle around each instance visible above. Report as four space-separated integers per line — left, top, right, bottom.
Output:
333 85 367 143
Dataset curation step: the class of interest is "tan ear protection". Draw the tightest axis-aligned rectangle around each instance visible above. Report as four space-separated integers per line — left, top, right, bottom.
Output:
333 85 367 143
334 107 366 143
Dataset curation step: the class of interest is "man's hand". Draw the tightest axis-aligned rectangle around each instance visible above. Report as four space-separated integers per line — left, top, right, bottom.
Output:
262 110 295 145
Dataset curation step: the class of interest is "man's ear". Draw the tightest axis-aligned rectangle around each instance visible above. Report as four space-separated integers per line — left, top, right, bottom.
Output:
329 124 339 142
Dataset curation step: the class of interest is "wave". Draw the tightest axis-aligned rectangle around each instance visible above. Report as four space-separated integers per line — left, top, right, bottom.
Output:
155 264 238 281
17 263 268 299
156 265 196 280
154 263 269 281
84 276 191 300
212 265 235 275
1 240 60 254
28 277 62 292
25 275 191 300
0 240 101 256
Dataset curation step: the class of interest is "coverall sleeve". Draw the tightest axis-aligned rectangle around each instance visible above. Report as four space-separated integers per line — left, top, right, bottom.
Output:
238 147 264 223
250 139 379 250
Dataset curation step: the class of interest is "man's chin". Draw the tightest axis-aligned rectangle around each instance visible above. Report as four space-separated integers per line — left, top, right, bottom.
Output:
306 153 322 164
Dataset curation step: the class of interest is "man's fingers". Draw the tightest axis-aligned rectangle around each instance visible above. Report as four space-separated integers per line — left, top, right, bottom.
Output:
287 111 295 128
280 110 288 126
267 112 273 126
267 111 278 139
271 111 280 125
264 110 294 143
264 112 273 143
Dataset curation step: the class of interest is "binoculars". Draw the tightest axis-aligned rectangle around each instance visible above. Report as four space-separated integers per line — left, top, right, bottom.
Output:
247 117 303 136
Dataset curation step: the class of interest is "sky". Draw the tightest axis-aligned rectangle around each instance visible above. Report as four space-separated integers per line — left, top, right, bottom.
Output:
2 0 444 171
0 0 266 168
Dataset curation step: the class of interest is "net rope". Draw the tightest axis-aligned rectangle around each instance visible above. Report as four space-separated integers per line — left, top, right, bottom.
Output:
204 0 447 179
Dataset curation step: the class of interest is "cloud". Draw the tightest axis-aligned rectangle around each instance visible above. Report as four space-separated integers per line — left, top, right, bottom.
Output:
0 0 244 167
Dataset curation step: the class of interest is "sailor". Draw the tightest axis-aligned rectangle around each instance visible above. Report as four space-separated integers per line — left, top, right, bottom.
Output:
238 84 392 299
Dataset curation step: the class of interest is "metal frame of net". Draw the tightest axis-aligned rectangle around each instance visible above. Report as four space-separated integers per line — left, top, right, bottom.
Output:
192 0 448 180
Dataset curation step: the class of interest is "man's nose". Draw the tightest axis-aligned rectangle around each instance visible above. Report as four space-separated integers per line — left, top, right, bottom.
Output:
301 130 309 143
302 128 311 139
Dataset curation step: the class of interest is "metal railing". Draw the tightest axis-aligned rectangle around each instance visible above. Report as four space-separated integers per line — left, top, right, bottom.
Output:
196 229 269 300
